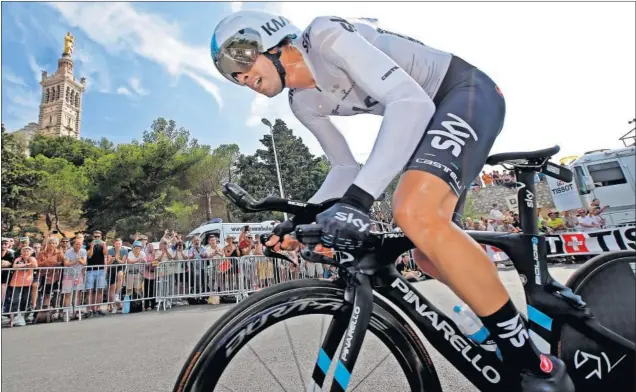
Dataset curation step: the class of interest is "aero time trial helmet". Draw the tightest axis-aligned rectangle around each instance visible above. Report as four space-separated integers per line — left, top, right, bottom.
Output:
211 10 301 88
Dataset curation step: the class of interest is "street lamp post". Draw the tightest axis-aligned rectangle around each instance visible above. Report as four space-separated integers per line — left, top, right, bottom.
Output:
261 118 288 221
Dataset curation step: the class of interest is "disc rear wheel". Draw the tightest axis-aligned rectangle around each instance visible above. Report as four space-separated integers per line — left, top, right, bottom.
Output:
558 252 635 391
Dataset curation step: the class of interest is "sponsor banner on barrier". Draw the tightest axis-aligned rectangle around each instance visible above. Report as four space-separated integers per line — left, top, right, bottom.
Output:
546 177 583 211
545 226 635 257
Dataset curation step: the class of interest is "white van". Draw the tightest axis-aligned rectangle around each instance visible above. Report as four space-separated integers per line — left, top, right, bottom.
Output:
185 221 278 247
570 146 635 226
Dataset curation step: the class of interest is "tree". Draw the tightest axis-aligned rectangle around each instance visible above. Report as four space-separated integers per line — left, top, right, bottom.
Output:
215 143 241 183
29 134 109 166
83 118 208 238
209 144 240 222
142 117 202 151
187 153 229 222
96 137 115 152
185 144 240 223
26 155 89 233
233 119 330 221
1 125 41 232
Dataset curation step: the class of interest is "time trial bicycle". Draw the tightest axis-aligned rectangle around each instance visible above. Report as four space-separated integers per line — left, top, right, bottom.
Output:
174 145 634 392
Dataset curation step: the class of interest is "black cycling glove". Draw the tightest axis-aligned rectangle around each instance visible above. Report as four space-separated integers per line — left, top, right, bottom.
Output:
315 185 375 251
271 219 296 239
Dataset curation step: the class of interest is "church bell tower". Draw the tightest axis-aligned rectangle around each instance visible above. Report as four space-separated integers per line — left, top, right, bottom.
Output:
37 32 87 139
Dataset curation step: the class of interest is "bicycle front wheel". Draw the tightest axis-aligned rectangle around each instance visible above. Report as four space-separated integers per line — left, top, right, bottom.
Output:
174 278 442 392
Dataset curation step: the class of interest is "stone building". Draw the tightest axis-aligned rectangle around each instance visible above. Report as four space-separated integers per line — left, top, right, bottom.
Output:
8 122 38 156
9 32 87 150
38 32 87 139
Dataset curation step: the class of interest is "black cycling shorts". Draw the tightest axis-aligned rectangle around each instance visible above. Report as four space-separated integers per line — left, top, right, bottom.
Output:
405 55 506 226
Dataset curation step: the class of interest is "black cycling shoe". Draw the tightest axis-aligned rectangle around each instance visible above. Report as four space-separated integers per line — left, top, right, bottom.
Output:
520 355 575 392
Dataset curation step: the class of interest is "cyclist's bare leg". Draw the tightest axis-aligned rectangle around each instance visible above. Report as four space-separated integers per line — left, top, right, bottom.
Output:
393 171 508 316
411 249 446 283
393 170 573 389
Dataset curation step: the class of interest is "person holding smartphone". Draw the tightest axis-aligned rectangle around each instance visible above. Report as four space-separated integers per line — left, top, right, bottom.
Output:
239 226 251 243
85 230 108 317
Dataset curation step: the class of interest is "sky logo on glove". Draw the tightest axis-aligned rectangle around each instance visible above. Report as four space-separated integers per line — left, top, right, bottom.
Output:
334 211 370 232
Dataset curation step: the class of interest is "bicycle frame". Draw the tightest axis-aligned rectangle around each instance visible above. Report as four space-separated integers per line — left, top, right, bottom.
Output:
220 157 634 392
305 168 635 392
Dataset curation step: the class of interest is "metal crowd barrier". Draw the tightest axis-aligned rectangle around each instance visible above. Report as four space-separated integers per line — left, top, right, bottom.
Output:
239 255 310 298
155 257 243 310
75 264 158 319
1 263 162 325
1 255 338 327
2 266 75 325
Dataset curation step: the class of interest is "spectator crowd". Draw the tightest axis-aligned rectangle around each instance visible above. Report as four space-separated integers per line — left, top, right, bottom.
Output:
0 146 615 331
462 198 609 235
1 226 341 327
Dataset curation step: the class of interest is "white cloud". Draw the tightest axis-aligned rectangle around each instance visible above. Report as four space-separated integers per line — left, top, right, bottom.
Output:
2 67 28 87
262 2 636 164
129 78 148 96
2 84 42 131
230 2 243 12
73 47 112 93
49 2 225 108
182 70 223 104
116 86 133 96
11 92 40 109
27 56 45 84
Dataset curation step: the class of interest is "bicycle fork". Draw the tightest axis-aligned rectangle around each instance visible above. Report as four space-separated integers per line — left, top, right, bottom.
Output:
308 272 374 392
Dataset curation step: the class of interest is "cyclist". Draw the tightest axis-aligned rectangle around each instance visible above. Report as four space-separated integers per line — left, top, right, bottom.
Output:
211 10 573 391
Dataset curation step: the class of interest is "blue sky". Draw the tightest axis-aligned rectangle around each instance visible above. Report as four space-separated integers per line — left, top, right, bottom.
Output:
1 2 280 155
2 2 635 162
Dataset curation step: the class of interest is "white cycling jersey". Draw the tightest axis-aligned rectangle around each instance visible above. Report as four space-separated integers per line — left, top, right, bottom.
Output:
289 17 453 204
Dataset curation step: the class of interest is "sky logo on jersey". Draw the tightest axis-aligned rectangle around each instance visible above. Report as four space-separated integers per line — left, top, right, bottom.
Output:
429 113 478 158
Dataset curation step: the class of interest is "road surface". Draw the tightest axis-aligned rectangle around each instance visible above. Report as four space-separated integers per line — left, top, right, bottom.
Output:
1 265 580 392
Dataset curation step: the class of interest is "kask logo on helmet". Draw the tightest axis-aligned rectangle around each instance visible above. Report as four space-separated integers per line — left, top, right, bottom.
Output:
260 16 292 37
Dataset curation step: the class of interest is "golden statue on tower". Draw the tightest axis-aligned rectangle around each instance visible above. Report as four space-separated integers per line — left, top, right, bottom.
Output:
63 32 75 55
